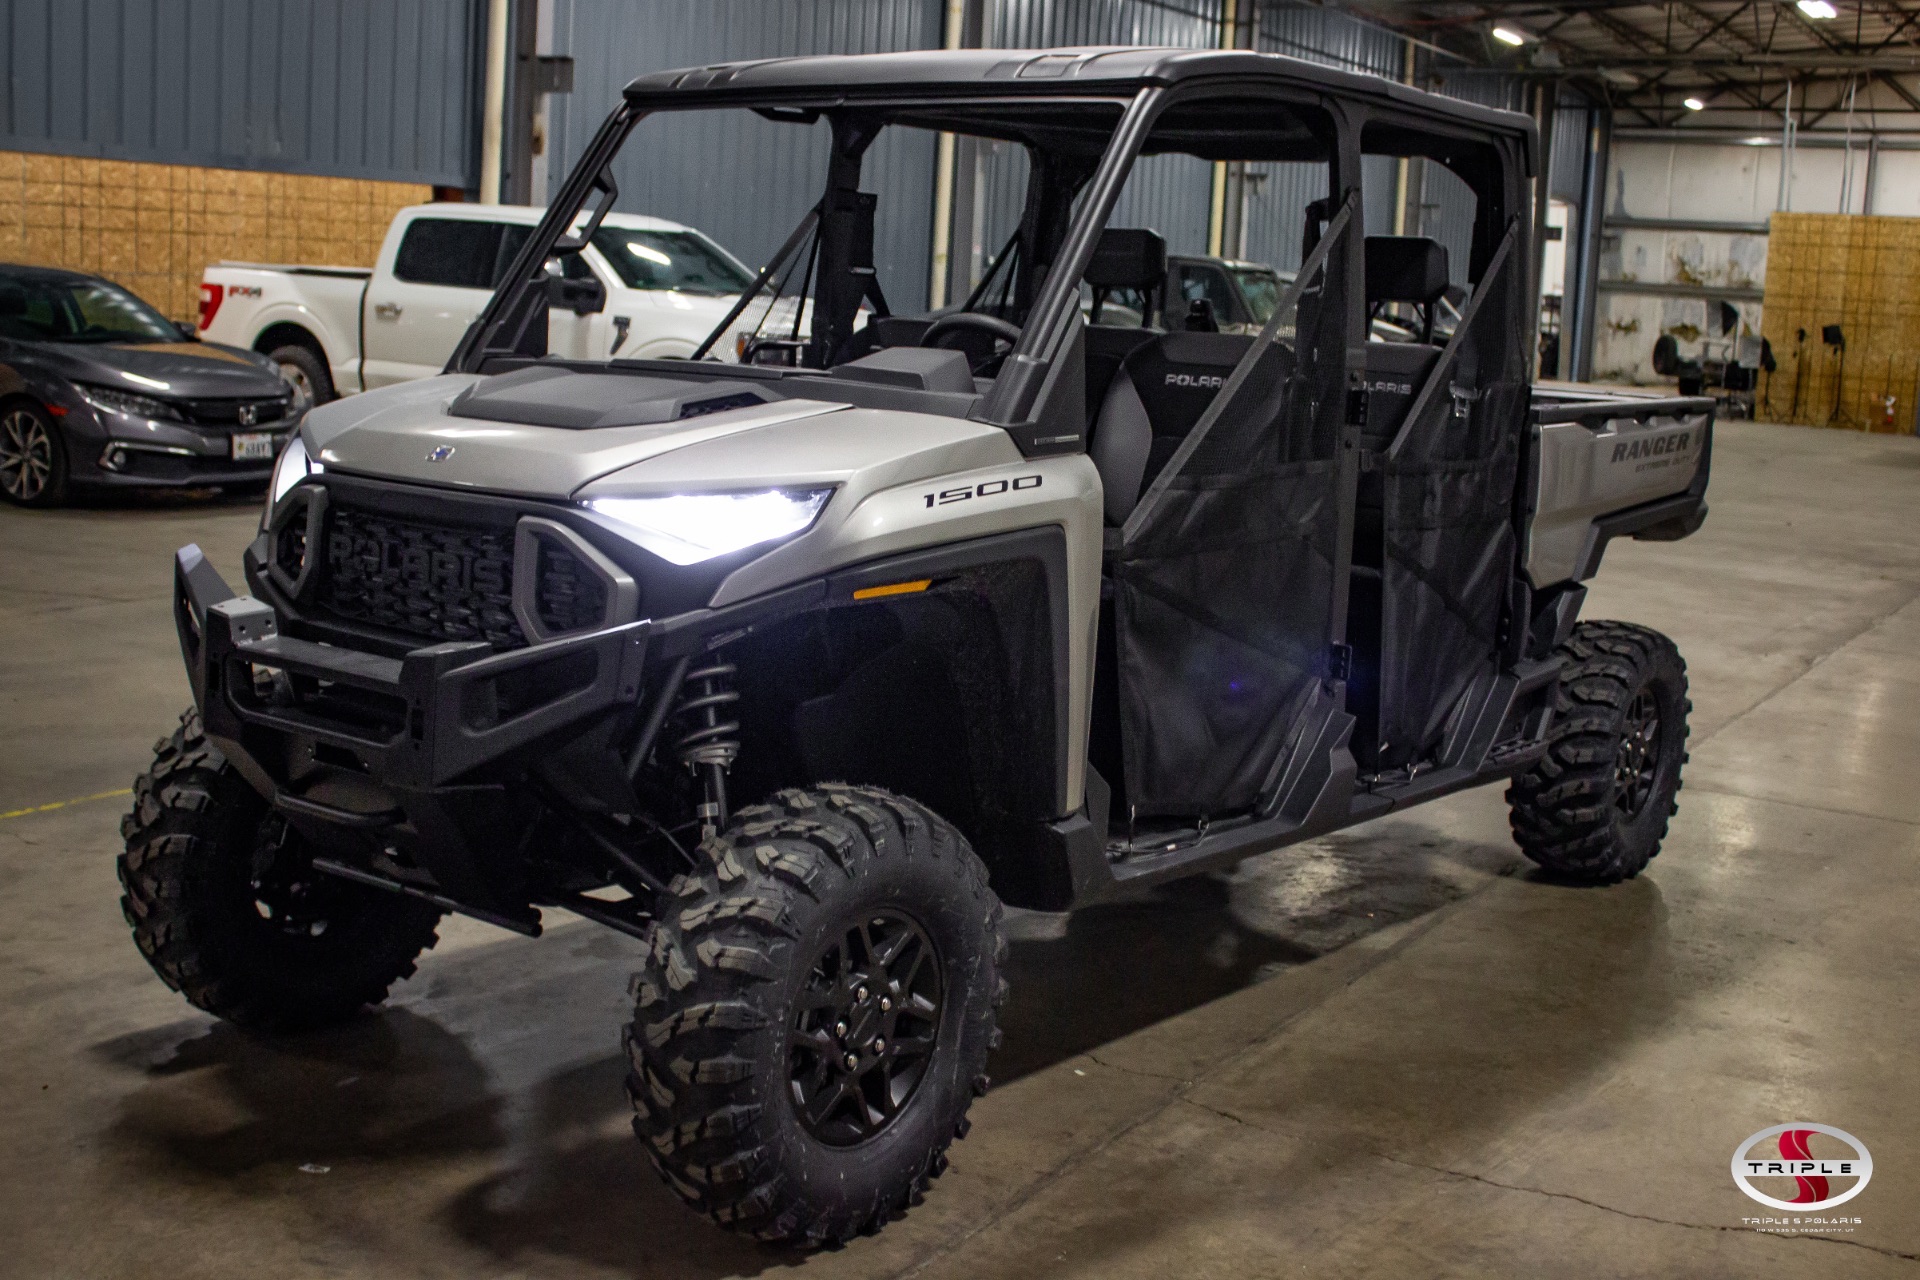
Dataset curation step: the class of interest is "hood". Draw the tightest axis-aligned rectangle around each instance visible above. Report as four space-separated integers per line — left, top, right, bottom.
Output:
24 338 286 399
303 371 853 499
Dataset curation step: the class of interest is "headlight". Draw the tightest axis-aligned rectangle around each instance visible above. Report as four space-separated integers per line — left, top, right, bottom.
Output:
79 384 183 421
265 433 322 521
587 489 832 565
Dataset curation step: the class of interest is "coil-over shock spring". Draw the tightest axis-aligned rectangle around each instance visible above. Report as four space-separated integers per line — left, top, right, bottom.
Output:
674 661 739 835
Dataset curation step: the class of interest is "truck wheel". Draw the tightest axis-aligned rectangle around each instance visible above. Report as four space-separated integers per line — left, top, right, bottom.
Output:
1507 621 1690 885
627 784 1005 1245
268 343 333 408
118 709 443 1031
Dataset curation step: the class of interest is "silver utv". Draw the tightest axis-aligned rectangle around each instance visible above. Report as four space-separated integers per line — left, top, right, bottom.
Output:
124 47 1709 1246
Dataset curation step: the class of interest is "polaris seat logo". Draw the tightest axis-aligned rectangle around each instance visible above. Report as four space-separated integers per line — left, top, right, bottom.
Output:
1612 431 1690 463
1165 372 1224 389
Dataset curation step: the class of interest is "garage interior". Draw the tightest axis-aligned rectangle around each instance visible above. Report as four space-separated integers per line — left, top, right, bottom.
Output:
3 0 1919 1275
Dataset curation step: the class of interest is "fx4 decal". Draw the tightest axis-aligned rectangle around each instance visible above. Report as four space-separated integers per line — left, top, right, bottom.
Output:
923 475 1043 507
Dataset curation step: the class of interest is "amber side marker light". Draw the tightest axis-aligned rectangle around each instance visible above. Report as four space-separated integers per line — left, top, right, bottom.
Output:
852 579 933 600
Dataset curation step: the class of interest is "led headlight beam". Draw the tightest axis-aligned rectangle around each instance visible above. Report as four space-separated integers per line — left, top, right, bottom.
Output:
587 489 833 566
269 433 321 507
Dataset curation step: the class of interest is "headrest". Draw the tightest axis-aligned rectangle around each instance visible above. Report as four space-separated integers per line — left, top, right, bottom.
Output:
1364 236 1449 305
1085 227 1167 291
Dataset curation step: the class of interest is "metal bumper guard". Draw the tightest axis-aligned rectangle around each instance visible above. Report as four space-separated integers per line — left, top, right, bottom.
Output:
174 542 650 792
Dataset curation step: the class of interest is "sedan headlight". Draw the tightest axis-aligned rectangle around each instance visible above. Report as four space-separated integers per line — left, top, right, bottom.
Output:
79 383 184 422
587 489 833 565
264 433 322 523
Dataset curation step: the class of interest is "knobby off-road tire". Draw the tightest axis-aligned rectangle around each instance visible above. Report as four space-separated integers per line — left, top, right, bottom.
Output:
1507 621 1690 885
627 784 1006 1245
118 709 444 1031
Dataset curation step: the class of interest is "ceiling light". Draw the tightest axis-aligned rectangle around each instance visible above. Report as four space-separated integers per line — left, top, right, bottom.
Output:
1492 25 1528 45
1797 0 1838 18
1684 97 1706 111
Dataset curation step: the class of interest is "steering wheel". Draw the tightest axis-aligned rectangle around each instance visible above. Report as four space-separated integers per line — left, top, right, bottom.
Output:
921 312 1023 377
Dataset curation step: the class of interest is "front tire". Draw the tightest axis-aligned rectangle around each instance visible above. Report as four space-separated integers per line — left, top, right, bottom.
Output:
0 400 69 506
627 785 1005 1245
118 709 443 1031
1507 621 1690 884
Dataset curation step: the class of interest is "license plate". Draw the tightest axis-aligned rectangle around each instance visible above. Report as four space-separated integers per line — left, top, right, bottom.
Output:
231 431 278 461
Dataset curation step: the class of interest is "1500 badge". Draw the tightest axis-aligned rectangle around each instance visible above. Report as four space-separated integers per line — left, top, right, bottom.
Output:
923 475 1043 507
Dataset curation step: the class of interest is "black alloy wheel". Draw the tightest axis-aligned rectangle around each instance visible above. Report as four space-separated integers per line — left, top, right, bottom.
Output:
1613 687 1662 821
788 909 943 1146
0 402 67 506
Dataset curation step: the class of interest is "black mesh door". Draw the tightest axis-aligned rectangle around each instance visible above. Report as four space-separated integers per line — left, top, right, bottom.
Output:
1109 210 1352 818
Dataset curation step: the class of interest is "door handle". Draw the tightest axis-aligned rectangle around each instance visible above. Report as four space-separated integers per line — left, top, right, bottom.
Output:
374 301 402 320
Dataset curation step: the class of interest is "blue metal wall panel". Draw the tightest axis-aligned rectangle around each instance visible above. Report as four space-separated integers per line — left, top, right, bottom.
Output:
547 0 944 311
1256 3 1403 77
0 0 479 184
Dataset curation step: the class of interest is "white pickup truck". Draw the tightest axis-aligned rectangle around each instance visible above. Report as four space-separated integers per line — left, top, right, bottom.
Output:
197 203 762 404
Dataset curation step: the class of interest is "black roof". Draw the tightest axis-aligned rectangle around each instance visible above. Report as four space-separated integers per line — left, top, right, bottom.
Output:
0 263 101 286
623 46 1532 138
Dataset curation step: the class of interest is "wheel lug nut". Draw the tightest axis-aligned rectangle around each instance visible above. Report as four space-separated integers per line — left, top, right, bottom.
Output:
844 1053 860 1070
855 985 869 1003
879 996 892 1012
873 1038 886 1053
834 1020 849 1039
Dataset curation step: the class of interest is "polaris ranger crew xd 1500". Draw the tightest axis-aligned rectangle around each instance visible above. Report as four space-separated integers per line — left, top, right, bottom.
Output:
123 47 1711 1246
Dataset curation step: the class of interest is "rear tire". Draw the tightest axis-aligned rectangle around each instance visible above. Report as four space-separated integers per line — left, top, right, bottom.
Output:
267 342 334 408
1507 621 1690 885
118 709 443 1031
626 784 1005 1245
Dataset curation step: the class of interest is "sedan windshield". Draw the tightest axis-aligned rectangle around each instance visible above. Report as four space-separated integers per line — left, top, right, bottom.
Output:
590 228 754 296
0 275 181 344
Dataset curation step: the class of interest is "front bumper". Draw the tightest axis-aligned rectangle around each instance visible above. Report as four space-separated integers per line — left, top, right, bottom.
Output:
66 398 295 488
175 543 650 796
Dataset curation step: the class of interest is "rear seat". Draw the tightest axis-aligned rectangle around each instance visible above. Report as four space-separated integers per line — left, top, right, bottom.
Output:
1360 235 1449 448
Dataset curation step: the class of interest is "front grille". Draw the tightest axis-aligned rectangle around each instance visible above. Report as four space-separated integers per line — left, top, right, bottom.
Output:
179 395 292 428
319 508 526 649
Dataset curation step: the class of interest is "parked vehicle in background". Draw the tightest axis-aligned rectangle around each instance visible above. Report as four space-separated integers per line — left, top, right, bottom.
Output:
198 204 761 404
0 265 298 507
1168 253 1286 330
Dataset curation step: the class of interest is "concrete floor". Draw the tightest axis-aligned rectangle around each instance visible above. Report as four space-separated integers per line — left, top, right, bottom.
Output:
2 420 1917 1277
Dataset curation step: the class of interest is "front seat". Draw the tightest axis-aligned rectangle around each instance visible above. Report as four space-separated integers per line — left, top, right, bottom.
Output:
1361 235 1449 447
1082 226 1168 420
1089 328 1252 526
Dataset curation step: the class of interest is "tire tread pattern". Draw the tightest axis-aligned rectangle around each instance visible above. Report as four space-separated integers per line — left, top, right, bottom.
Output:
1507 621 1690 884
117 708 441 1030
626 783 1004 1246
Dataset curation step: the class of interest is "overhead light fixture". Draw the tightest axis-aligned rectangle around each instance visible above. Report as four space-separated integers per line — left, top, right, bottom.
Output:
1492 25 1528 45
1797 0 1838 18
1684 97 1706 111
1744 135 1773 146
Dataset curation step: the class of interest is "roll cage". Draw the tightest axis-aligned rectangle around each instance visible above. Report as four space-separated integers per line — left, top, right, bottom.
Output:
447 48 1536 456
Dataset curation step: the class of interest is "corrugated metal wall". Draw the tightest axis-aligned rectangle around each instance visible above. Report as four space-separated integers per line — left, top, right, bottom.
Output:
546 0 944 311
0 0 479 184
